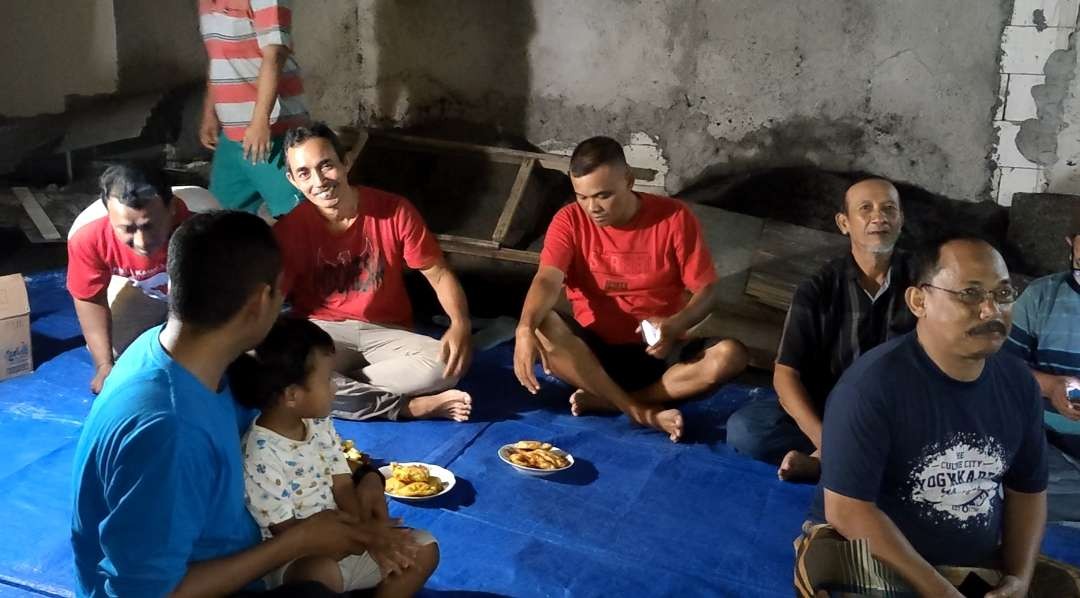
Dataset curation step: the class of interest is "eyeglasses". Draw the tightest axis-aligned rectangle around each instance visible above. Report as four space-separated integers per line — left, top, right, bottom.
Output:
920 284 1018 306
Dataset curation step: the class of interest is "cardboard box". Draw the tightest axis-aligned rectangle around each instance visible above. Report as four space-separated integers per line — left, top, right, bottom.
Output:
0 274 32 381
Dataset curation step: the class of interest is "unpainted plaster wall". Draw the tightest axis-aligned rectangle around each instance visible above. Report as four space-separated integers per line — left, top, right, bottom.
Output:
294 0 1010 200
0 0 119 117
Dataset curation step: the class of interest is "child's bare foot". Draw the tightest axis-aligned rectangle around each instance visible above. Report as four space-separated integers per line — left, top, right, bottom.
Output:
402 390 472 422
777 450 820 482
569 389 618 415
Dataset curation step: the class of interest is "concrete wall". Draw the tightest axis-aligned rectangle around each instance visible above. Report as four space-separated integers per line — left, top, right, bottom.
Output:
0 0 118 117
295 0 1009 200
113 0 206 95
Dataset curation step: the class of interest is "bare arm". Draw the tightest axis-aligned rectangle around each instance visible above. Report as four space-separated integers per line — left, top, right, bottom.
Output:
513 266 566 393
518 266 565 334
242 45 289 162
199 68 219 150
997 489 1046 593
420 259 472 378
332 474 362 519
171 510 377 598
666 282 719 334
773 363 822 450
73 292 114 393
824 490 961 597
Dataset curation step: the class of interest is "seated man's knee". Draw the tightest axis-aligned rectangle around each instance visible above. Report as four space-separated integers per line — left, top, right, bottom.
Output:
704 339 749 384
725 406 771 461
535 312 581 353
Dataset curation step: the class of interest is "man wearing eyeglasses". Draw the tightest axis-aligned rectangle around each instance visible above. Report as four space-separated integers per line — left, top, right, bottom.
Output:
792 236 1077 598
726 178 915 481
1005 207 1080 522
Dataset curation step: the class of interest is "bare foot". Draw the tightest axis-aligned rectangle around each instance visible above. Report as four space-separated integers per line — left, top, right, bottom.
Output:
569 389 619 416
627 405 684 443
402 390 472 422
777 450 820 482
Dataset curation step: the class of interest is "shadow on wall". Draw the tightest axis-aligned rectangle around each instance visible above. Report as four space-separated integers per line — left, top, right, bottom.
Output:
373 0 536 138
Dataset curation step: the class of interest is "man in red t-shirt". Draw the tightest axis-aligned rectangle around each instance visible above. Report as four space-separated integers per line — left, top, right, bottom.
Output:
66 165 203 393
513 136 748 442
275 123 473 422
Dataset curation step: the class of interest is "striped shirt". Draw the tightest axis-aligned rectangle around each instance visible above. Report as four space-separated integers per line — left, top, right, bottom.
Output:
776 251 916 411
199 0 308 141
1005 271 1080 435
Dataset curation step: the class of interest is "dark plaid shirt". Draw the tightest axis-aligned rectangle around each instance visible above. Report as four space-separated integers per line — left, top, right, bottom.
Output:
776 250 916 412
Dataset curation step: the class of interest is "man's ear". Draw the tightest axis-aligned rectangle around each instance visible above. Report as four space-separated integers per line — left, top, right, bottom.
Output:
282 385 300 408
905 285 926 318
835 212 850 236
623 167 636 191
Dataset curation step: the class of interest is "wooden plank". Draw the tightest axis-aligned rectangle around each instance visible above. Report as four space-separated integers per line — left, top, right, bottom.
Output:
746 220 849 311
12 187 62 241
366 130 659 185
439 239 540 265
492 158 536 245
436 233 499 249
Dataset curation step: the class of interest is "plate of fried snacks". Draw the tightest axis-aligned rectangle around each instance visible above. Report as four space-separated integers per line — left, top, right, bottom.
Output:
379 462 456 501
499 440 574 476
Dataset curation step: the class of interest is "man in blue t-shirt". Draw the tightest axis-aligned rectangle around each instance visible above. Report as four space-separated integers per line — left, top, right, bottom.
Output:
792 237 1077 597
71 212 419 597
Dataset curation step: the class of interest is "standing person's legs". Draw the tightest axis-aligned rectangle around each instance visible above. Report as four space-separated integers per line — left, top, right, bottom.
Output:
353 322 471 422
209 133 266 214
726 399 815 464
532 312 684 442
248 136 302 218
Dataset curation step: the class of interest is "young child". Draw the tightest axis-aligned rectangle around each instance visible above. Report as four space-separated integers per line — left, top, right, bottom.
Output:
231 316 439 595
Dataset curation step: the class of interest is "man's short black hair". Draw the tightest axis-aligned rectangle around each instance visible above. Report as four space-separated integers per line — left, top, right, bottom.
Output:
569 136 628 178
283 122 345 172
229 316 335 411
167 211 281 328
99 163 173 209
912 233 1000 285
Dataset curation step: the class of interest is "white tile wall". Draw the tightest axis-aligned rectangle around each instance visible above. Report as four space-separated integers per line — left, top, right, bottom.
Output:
997 166 1041 206
1012 0 1080 28
995 121 1039 168
1000 25 1072 74
1005 74 1046 120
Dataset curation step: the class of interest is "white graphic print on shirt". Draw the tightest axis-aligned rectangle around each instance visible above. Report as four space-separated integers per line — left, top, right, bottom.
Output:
908 434 1005 525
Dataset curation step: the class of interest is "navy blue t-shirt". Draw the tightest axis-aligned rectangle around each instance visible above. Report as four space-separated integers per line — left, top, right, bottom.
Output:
810 332 1048 566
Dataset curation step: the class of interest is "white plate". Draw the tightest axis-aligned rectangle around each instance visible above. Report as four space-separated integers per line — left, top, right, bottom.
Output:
379 463 456 501
498 444 575 476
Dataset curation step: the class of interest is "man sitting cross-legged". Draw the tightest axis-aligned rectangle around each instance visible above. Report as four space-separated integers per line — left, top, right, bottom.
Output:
513 136 748 443
276 123 473 422
793 236 1080 597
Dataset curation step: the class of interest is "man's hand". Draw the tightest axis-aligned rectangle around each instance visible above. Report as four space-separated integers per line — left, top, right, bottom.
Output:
639 317 685 361
355 471 390 523
513 327 550 395
90 362 113 394
242 119 272 164
439 322 473 379
1046 375 1080 422
985 574 1028 598
199 110 220 151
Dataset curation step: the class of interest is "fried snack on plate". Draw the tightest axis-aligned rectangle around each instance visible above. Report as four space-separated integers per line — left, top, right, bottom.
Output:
384 462 446 497
508 446 569 470
513 440 552 451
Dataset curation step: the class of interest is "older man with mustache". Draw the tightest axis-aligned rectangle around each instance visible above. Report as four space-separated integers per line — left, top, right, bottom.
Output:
792 236 1079 598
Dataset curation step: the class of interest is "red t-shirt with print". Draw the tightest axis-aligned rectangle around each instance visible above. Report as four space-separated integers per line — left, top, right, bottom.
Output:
274 187 442 327
66 199 192 301
540 193 718 345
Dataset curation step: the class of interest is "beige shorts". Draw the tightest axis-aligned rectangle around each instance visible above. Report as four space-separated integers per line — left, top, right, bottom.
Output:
264 529 437 592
